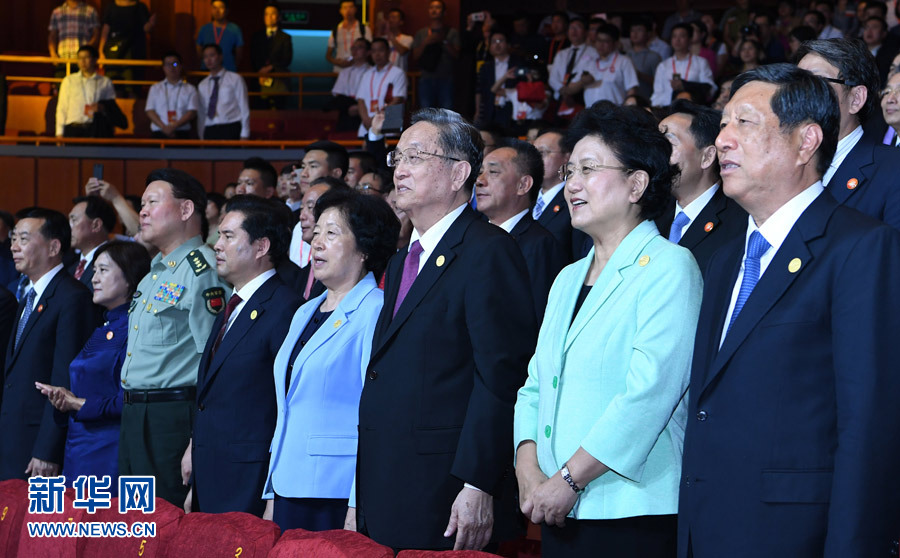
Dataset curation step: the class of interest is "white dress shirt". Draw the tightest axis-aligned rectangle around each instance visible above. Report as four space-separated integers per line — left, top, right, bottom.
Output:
197 69 250 138
355 64 407 136
224 269 277 334
651 54 716 107
495 209 528 233
145 79 201 132
22 264 64 317
407 203 467 274
823 125 863 186
332 63 371 97
55 72 115 136
671 183 719 240
388 33 414 70
548 43 598 98
719 182 824 348
289 221 311 268
534 181 566 219
577 51 640 106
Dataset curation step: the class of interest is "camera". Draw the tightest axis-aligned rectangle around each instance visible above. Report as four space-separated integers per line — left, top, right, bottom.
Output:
741 23 759 37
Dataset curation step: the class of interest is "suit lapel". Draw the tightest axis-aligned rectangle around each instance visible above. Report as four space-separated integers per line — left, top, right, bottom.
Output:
9 272 62 366
702 193 833 394
538 188 567 228
679 188 727 250
828 135 874 205
509 213 532 240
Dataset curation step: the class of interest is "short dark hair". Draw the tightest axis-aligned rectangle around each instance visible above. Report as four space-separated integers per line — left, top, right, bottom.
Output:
279 164 294 176
265 1 281 13
666 100 723 173
354 37 371 50
202 43 223 56
412 108 484 194
313 190 400 279
371 37 390 50
93 241 151 298
388 8 405 20
794 38 880 124
0 210 13 232
306 140 349 178
497 138 544 203
805 9 826 27
349 150 377 176
671 22 694 39
789 25 818 43
865 16 888 34
72 196 117 233
24 208 71 254
596 23 620 42
221 195 291 266
552 10 570 24
535 128 569 152
867 1 889 18
243 157 277 190
629 15 651 32
77 45 99 59
754 11 774 25
161 50 182 63
310 176 352 192
563 102 678 221
731 63 839 178
207 192 227 212
146 168 209 241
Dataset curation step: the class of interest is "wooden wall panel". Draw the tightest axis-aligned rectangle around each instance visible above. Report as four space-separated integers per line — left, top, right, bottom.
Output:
36 159 81 214
212 160 244 192
170 160 213 191
125 160 168 197
0 157 37 212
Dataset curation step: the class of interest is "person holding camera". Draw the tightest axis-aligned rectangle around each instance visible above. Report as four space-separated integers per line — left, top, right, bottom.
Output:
651 23 715 107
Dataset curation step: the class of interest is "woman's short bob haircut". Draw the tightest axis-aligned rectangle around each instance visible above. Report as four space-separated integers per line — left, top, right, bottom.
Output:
563 101 678 221
93 241 152 299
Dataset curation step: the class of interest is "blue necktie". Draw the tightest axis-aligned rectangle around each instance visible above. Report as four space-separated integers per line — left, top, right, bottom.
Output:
15 275 28 301
668 211 690 244
727 230 770 334
207 75 221 119
533 196 546 220
15 288 36 350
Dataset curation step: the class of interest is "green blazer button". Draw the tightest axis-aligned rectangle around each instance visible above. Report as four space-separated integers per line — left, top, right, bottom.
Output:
552 376 558 388
544 425 551 438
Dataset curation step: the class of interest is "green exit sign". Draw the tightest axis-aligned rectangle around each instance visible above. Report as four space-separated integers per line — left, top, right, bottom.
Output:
283 10 309 24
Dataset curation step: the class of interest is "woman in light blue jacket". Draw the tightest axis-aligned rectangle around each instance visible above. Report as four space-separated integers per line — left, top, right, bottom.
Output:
263 190 399 532
514 103 703 557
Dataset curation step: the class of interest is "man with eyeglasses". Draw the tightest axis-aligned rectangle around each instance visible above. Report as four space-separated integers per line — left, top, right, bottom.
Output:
146 51 200 139
796 38 900 230
880 70 900 146
347 108 537 552
530 130 589 261
356 169 392 197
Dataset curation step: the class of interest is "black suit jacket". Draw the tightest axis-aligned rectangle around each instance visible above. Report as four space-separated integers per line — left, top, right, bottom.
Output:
356 206 538 549
191 274 301 515
656 186 748 277
250 29 293 72
0 270 98 479
66 257 95 291
828 131 900 231
509 214 566 322
0 287 15 368
534 187 590 262
475 55 524 128
678 193 900 557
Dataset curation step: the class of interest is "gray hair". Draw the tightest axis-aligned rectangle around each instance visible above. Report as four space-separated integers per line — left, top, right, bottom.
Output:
410 108 484 193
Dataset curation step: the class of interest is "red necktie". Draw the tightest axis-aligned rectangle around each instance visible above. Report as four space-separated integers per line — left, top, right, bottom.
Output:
73 258 87 280
211 294 242 357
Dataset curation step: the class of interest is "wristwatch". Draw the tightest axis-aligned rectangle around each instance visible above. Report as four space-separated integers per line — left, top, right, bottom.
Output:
560 463 584 494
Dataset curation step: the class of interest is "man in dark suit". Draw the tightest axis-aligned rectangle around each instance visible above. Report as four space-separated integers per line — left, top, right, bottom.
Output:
657 100 747 275
349 109 538 551
250 3 293 109
185 195 301 516
678 64 900 557
475 138 566 321
797 38 900 230
531 129 590 261
0 209 97 480
474 28 523 130
67 195 116 290
0 287 15 368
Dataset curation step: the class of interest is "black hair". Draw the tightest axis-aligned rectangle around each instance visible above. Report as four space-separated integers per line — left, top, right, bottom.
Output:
690 20 708 38
552 10 570 24
265 1 281 13
794 38 880 123
388 7 405 20
753 11 775 25
671 22 694 39
125 195 142 213
279 164 294 176
865 16 888 34
77 44 99 59
354 37 371 50
93 241 151 298
625 93 651 108
666 100 723 173
412 108 484 194
24 208 71 254
498 138 545 203
805 10 826 27
243 156 277 190
313 189 399 279
348 150 377 176
221 195 292 266
731 63 839 177
207 192 227 212
145 168 209 241
371 37 390 50
72 195 117 233
866 1 889 18
789 25 818 43
563 102 678 221
202 43 223 56
305 140 350 178
310 176 353 192
628 15 652 32
161 50 182 63
0 210 13 232
596 23 620 42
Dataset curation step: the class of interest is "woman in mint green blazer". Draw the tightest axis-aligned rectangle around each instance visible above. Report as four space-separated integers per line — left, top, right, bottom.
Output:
514 104 703 557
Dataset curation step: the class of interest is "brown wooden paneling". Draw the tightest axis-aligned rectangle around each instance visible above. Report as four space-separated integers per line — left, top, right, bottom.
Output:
0 157 37 214
212 160 244 192
170 160 213 191
36 158 81 214
125 160 168 197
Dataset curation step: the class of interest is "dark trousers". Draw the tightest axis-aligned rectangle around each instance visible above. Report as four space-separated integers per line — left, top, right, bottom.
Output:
151 130 191 140
541 514 677 558
272 495 347 533
118 399 194 506
202 121 242 140
63 123 93 137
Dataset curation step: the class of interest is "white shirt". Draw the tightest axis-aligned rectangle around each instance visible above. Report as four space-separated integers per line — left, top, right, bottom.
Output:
79 241 107 269
408 203 467 274
355 64 407 136
818 25 844 39
495 209 529 233
225 268 277 334
548 43 598 98
22 264 64 317
507 87 548 122
327 22 373 73
823 125 864 186
55 72 115 136
719 182 824 348
289 221 311 268
534 181 565 219
197 69 250 138
651 53 716 107
145 79 201 132
672 183 720 240
285 199 302 212
388 33 414 70
648 36 673 60
577 51 640 106
332 63 371 97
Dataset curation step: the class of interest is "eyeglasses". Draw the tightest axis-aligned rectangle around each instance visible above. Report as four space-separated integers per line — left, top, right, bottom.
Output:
356 182 384 193
558 162 631 181
822 76 855 86
881 86 900 99
387 148 462 167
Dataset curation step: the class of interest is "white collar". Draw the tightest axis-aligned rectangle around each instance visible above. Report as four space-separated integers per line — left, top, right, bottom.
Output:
27 263 64 301
538 181 566 205
495 209 529 233
233 268 277 300
80 240 107 265
823 125 863 186
408 203 467 255
745 181 824 257
675 183 719 222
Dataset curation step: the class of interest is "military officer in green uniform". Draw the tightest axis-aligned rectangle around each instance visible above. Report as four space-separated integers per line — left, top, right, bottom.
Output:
118 168 227 506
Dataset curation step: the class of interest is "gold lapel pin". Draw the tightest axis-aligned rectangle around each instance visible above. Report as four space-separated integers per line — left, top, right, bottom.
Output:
250 310 258 320
333 319 342 328
436 255 446 267
788 258 802 273
638 255 650 267
168 260 176 267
